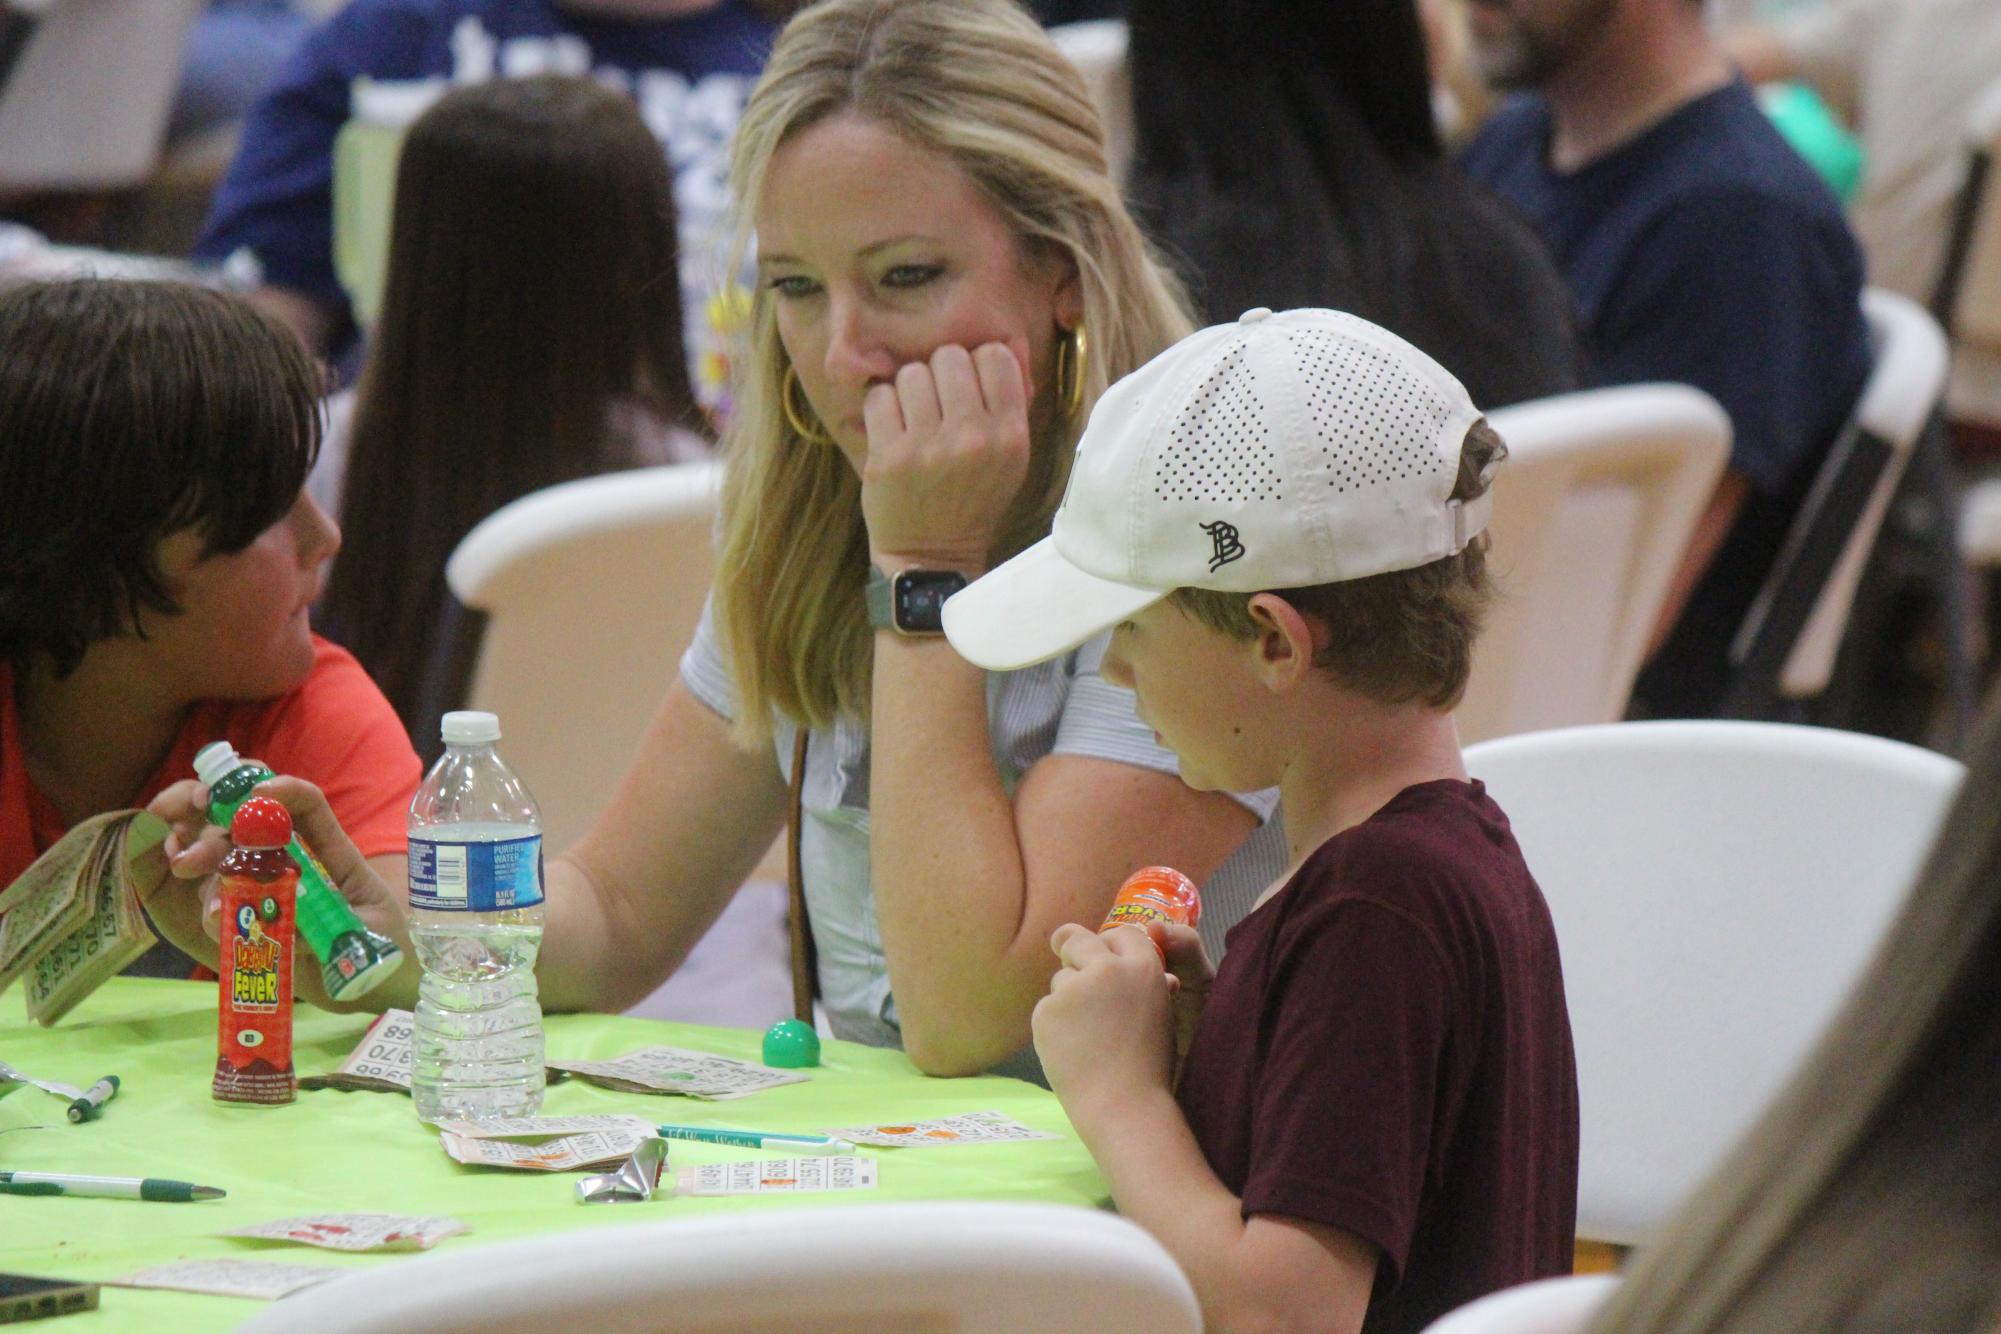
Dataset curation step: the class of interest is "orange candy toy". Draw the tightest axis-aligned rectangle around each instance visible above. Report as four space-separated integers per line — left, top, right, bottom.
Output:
1099 866 1202 963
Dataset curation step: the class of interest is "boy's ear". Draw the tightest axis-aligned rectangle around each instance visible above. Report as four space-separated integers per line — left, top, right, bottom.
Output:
1244 593 1322 690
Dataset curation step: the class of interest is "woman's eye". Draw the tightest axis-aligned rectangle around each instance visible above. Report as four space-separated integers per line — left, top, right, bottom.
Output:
882 264 942 290
766 274 819 299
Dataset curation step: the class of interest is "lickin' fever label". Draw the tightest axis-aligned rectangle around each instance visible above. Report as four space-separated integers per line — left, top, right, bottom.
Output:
214 870 298 1105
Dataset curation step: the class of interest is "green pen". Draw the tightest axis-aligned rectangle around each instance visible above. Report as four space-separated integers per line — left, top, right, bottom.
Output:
654 1124 856 1155
0 1171 224 1202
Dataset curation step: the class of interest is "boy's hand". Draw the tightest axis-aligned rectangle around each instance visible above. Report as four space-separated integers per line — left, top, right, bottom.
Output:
137 778 227 969
140 775 409 1009
1033 923 1175 1128
1150 920 1215 1070
862 340 1033 572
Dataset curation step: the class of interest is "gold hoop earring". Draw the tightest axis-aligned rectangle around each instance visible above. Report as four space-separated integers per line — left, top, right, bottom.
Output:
1055 323 1089 422
782 365 833 445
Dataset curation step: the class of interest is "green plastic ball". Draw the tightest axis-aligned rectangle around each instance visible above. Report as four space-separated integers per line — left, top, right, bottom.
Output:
762 1018 821 1068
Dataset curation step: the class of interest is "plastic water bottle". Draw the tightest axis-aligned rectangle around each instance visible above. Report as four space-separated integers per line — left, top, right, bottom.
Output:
407 711 545 1121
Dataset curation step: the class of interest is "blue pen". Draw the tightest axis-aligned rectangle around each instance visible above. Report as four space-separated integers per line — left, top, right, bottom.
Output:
65 1076 118 1124
654 1124 855 1155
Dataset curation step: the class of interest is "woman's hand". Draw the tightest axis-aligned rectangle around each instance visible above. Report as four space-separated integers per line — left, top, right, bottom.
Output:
140 775 410 1010
861 339 1033 572
1033 923 1176 1127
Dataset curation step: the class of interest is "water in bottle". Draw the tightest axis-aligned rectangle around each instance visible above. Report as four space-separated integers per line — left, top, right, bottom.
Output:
407 710 545 1121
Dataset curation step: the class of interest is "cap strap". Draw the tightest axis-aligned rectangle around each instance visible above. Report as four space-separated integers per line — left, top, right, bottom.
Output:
1450 490 1494 551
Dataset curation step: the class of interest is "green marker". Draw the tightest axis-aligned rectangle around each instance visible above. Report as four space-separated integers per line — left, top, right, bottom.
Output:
64 1076 118 1123
195 741 404 1001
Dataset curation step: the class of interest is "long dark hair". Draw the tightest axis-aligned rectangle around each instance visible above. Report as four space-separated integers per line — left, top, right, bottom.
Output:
321 74 702 739
1124 0 1581 408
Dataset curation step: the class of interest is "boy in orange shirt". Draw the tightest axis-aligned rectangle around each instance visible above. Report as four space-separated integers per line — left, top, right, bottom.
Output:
0 278 418 996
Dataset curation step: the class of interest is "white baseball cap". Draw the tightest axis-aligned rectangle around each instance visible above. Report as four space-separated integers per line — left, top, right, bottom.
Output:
943 307 1492 671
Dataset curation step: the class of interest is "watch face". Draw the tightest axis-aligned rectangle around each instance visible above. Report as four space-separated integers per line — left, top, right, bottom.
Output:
894 570 969 632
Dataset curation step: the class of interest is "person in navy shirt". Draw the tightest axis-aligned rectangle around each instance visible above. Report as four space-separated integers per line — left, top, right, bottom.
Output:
194 0 773 385
1459 0 1869 718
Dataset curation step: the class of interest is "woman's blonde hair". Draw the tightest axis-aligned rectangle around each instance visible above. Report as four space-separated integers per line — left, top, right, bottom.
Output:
714 0 1194 740
1587 691 2001 1332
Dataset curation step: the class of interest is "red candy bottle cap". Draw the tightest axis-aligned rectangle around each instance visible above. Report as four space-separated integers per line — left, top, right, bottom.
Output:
229 796 293 849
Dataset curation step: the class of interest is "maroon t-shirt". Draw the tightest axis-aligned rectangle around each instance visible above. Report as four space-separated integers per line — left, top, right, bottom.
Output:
1177 779 1578 1333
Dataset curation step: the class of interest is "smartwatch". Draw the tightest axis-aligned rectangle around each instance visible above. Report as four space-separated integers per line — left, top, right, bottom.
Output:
867 565 969 635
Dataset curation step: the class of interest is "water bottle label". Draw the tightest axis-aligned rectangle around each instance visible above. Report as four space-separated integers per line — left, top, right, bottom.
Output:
408 835 545 912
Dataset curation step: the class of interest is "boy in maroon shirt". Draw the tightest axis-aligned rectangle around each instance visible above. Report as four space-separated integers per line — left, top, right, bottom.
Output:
944 308 1579 1332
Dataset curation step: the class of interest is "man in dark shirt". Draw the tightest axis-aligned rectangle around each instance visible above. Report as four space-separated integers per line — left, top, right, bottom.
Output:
1458 0 1870 717
944 308 1579 1333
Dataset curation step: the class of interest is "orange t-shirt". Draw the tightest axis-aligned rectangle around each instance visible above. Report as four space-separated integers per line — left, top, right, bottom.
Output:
1 636 421 888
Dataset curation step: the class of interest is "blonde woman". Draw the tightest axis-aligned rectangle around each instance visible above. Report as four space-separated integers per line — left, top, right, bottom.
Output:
151 0 1287 1076
1582 691 2001 1332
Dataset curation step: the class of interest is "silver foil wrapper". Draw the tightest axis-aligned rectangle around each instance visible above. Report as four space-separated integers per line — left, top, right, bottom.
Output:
0 1059 79 1102
575 1135 669 1204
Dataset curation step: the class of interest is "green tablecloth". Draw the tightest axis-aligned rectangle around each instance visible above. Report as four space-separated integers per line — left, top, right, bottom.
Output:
0 979 1108 1331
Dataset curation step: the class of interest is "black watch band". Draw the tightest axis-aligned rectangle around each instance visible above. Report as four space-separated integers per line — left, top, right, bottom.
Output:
867 565 969 635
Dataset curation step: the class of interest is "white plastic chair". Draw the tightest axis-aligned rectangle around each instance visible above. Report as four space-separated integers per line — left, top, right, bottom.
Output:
233 1202 1201 1333
331 76 448 329
1723 289 1951 713
447 459 794 1030
0 0 207 190
1933 73 2001 427
445 460 722 854
1047 19 1133 185
1422 1274 1619 1334
1456 384 1730 745
1946 80 2001 593
1465 720 1964 1245
1962 473 2001 567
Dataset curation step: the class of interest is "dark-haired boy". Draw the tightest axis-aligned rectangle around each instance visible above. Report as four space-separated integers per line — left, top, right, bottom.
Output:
0 278 419 992
944 308 1579 1332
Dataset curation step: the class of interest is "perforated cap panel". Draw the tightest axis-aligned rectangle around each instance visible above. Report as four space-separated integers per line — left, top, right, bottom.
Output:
1052 308 1488 594
1154 343 1284 504
1293 325 1462 497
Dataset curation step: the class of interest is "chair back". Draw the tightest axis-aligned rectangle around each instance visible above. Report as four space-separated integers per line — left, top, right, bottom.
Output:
1723 289 1950 708
1456 384 1729 745
0 0 207 190
233 1202 1201 1333
445 461 721 851
1933 74 2001 353
1048 20 1133 186
1421 1274 1619 1334
1466 720 1964 1245
1962 473 2001 565
331 76 447 329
